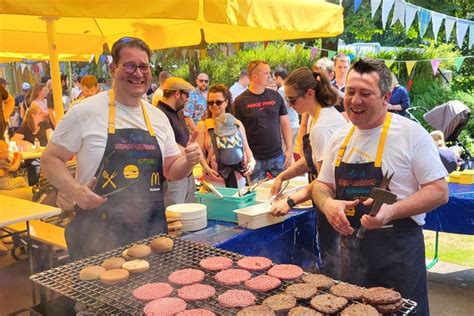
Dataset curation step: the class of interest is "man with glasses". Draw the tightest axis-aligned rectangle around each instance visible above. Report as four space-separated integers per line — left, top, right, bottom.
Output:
41 37 201 259
157 77 196 207
184 73 209 133
233 60 293 183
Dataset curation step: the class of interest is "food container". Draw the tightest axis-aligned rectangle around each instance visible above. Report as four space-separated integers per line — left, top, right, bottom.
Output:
166 203 207 231
448 171 461 183
459 170 474 185
234 203 286 229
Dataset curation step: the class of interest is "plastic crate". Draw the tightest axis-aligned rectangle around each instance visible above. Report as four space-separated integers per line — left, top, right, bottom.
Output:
195 187 256 222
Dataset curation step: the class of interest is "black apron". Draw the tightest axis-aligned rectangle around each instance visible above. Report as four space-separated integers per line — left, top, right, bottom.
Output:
65 91 167 260
333 113 429 315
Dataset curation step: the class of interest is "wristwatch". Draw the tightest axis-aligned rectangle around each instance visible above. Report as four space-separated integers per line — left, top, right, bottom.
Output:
287 197 296 208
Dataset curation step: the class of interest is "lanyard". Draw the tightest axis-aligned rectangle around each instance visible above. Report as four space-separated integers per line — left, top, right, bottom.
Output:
335 113 392 168
309 105 322 129
107 90 155 137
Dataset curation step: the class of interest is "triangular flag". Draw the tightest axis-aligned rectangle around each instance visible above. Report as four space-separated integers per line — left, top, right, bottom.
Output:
385 60 395 68
444 16 456 43
310 47 319 61
106 55 113 64
470 24 474 49
417 8 431 38
371 0 382 18
391 0 405 27
431 12 444 43
354 0 362 12
431 59 441 76
89 55 95 64
328 50 337 60
20 63 27 73
406 61 416 76
264 41 269 49
295 44 302 55
456 19 470 49
405 3 418 34
382 0 395 29
454 57 465 71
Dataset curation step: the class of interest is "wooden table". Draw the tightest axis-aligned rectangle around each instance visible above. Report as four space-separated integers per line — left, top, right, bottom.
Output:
0 195 61 305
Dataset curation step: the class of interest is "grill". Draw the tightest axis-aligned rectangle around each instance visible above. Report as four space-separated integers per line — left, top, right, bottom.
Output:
31 235 417 315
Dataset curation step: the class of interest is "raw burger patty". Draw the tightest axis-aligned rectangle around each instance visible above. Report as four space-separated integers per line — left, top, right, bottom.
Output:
133 283 173 301
236 256 273 271
245 275 281 292
330 283 365 301
310 293 348 314
176 309 216 316
237 305 276 316
302 274 335 290
362 287 402 304
143 297 186 316
267 264 304 280
217 290 256 308
168 268 205 286
215 268 251 285
263 293 297 313
340 303 379 316
199 256 233 271
177 283 216 301
285 283 319 300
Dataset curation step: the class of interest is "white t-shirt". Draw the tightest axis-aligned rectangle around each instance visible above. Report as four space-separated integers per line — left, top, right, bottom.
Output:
318 114 448 225
51 91 180 185
309 106 347 164
229 82 247 100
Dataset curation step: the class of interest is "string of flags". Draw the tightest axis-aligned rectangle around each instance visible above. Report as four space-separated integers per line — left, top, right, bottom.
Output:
355 0 474 49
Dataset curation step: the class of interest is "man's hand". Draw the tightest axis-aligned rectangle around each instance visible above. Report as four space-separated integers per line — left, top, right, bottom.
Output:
73 177 106 210
269 176 283 197
322 198 359 235
270 198 290 217
184 131 201 166
360 198 395 230
284 150 293 168
243 157 256 177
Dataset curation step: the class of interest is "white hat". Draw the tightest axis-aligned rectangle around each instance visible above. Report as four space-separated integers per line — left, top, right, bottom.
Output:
22 82 31 90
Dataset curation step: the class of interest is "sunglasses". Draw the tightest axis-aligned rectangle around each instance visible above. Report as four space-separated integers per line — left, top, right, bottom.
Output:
248 60 268 76
285 93 304 105
120 63 151 74
198 79 209 83
207 100 226 106
179 91 189 98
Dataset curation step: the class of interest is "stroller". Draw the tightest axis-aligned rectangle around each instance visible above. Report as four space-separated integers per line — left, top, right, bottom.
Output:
422 100 472 169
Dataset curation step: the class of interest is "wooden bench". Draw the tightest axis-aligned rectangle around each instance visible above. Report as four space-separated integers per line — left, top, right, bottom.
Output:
6 220 67 250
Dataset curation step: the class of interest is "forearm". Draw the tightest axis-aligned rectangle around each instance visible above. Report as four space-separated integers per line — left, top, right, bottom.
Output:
281 121 293 153
388 104 403 111
391 179 449 220
277 158 308 181
288 184 313 204
184 117 196 132
312 180 335 213
41 152 81 199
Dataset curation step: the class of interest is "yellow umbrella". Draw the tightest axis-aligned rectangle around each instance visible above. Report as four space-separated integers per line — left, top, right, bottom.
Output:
1 0 344 119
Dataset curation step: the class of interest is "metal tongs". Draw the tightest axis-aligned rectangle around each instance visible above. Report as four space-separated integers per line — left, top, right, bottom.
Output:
233 176 268 197
102 180 139 197
269 180 290 204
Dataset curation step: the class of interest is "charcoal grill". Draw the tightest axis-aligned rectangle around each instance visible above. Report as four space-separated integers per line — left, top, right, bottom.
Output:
30 235 417 315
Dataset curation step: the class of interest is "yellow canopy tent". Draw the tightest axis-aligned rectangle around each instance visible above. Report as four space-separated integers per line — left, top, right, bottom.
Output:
0 0 343 119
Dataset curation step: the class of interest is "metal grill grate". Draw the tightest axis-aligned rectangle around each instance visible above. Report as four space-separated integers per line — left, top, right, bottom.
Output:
30 235 416 315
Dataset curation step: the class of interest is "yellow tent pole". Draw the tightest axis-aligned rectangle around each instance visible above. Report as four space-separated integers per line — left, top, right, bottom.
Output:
44 17 64 122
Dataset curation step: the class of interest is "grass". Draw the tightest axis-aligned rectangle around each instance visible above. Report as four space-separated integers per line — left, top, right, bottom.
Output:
424 230 474 267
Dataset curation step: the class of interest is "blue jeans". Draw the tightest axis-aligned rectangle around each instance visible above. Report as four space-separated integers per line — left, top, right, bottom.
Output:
251 154 285 182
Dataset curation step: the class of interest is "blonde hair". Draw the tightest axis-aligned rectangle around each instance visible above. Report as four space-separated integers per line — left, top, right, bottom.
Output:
430 130 445 147
23 103 43 132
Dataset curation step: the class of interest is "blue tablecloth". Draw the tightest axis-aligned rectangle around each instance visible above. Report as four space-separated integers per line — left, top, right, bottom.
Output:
423 183 474 235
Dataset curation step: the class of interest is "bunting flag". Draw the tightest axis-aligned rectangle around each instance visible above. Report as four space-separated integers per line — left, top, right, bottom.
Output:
431 59 441 76
391 0 405 27
470 24 474 49
371 0 382 18
264 41 269 49
431 12 444 43
381 0 395 29
385 60 395 68
354 0 362 12
444 17 456 43
406 60 416 76
328 50 337 60
404 3 418 34
456 20 470 48
417 8 431 38
20 63 27 73
295 44 303 55
106 55 113 64
454 57 465 71
310 47 319 61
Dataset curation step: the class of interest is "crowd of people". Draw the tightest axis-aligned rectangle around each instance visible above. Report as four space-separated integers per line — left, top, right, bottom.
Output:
0 37 454 314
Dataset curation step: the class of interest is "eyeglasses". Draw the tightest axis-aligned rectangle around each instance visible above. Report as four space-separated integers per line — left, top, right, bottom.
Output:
285 93 304 105
179 91 189 98
120 63 151 74
207 100 226 107
198 79 209 83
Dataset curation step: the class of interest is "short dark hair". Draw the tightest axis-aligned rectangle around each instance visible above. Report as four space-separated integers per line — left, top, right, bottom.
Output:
111 37 151 65
349 58 392 95
206 84 232 119
239 70 248 79
274 67 288 80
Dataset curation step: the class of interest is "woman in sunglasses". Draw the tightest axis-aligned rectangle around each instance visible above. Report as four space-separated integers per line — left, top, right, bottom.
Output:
270 67 348 278
196 84 255 188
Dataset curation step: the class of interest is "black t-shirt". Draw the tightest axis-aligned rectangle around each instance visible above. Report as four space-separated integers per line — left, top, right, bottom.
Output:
233 88 287 160
157 101 189 147
16 121 52 146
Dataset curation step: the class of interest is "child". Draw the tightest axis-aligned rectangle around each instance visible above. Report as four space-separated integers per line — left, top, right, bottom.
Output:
0 140 32 199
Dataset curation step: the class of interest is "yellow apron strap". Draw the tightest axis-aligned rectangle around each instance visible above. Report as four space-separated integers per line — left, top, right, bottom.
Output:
108 90 116 134
375 113 392 167
335 125 355 167
140 100 155 137
309 105 322 129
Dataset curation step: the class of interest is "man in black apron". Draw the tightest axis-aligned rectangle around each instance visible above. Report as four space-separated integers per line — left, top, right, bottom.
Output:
41 37 201 260
312 59 449 315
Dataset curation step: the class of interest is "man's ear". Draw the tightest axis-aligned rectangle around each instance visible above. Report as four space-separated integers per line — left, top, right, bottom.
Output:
383 91 391 105
109 63 117 76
